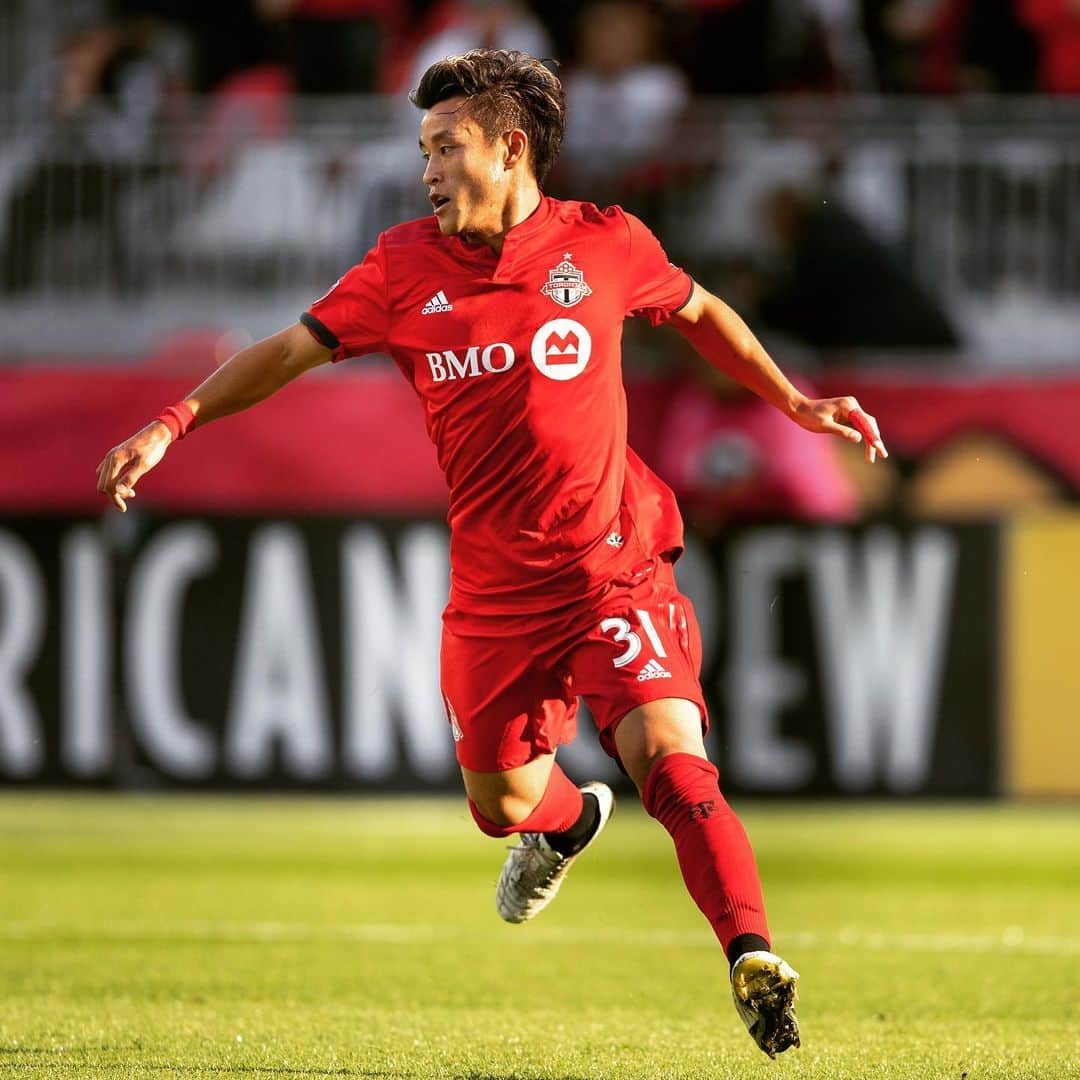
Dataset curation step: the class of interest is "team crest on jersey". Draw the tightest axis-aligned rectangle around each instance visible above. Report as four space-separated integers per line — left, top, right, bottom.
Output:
531 318 592 381
541 252 592 309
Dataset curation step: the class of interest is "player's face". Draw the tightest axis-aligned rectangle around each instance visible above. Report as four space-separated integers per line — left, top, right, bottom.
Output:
419 97 509 239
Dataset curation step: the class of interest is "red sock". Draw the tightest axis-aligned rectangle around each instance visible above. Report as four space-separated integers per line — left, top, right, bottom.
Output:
642 752 770 954
468 762 583 838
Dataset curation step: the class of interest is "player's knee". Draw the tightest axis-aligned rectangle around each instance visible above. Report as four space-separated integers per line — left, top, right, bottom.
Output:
627 745 708 796
461 756 555 829
615 700 707 793
469 790 539 828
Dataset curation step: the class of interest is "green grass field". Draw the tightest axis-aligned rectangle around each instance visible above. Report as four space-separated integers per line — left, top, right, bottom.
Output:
1 795 1077 1079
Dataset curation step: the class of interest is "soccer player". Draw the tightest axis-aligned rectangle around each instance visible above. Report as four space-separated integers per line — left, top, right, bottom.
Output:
97 49 888 1058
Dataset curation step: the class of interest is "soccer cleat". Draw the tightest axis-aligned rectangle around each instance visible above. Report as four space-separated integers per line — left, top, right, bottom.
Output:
730 950 801 1058
495 781 614 924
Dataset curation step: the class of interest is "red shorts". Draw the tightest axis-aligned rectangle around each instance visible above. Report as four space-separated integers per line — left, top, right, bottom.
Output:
440 559 708 773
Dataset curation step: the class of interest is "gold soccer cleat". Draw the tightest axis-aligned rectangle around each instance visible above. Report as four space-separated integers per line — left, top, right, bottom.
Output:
730 950 801 1058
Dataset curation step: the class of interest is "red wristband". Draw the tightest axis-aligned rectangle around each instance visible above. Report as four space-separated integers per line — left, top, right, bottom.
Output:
156 401 195 441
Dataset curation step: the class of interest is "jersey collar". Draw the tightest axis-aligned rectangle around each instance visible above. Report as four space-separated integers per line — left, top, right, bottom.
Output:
501 193 554 246
450 195 554 279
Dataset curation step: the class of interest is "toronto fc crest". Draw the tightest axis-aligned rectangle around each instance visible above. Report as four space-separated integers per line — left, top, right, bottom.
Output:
541 252 592 309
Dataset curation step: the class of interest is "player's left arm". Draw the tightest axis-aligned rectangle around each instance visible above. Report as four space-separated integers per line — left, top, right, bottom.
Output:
669 281 888 464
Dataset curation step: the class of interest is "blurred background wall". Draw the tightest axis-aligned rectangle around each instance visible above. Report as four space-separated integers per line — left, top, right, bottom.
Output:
1 0 1078 798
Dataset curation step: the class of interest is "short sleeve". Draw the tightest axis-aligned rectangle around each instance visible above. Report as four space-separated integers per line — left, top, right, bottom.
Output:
623 210 694 327
301 234 391 362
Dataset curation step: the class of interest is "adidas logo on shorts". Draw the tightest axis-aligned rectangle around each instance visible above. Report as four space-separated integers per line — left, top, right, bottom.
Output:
637 658 672 681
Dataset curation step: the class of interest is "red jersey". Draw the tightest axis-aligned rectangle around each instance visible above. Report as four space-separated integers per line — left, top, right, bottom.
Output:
302 196 694 617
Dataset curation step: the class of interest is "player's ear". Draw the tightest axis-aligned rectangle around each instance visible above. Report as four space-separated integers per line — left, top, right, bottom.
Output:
504 128 528 171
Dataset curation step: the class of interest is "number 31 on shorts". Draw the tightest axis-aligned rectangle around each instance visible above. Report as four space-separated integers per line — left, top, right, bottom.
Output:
600 610 667 669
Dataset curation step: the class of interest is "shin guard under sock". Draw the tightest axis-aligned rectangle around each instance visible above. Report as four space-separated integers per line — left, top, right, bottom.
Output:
642 752 770 955
468 762 584 838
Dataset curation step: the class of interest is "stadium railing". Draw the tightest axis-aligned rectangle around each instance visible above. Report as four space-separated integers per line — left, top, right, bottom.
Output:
1 95 1078 354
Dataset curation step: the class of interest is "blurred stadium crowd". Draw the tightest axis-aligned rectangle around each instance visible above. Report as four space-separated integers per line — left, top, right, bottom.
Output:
8 0 1080 104
0 0 1078 366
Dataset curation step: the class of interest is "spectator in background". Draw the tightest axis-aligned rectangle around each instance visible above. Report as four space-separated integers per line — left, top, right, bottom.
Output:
255 0 402 94
862 0 1037 93
385 0 551 98
675 0 775 94
1017 0 1080 95
558 1 689 212
803 0 878 90
656 364 860 530
521 0 581 59
115 0 281 93
675 0 843 94
752 184 960 350
1 16 164 292
921 0 1037 93
860 0 938 91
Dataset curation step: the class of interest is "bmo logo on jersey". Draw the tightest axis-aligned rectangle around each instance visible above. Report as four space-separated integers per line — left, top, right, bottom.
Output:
425 343 515 382
530 319 592 381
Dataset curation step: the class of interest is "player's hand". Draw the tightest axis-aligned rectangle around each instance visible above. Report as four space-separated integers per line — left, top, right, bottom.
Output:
96 421 173 512
792 396 888 464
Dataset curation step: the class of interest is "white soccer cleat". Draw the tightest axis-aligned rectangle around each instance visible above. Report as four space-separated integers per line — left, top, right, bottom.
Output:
730 950 801 1058
495 781 614 924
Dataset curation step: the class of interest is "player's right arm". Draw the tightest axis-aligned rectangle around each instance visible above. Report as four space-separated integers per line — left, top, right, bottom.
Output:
96 322 332 512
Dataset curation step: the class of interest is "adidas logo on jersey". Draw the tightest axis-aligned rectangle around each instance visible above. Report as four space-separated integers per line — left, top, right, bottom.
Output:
422 290 453 314
637 658 672 681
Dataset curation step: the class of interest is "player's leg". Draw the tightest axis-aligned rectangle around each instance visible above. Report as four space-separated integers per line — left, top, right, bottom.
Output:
461 754 558 828
614 699 799 1058
615 697 771 964
462 754 614 924
461 753 592 840
441 622 614 921
569 562 799 1057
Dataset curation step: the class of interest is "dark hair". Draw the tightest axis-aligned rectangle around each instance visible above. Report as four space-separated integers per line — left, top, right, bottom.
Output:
410 49 565 186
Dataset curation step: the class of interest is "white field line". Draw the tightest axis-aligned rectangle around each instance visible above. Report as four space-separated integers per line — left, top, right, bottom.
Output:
1 920 1078 955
